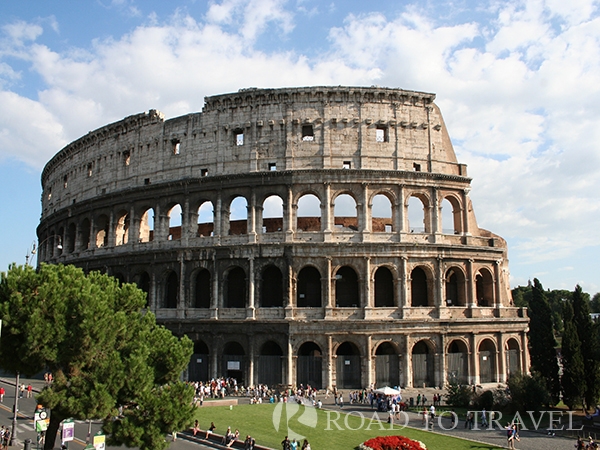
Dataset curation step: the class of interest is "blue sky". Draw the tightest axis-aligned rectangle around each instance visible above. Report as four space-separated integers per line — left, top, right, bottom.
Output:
1 0 599 294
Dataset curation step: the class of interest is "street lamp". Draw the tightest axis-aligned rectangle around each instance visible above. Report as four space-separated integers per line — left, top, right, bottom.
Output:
9 372 20 447
26 235 63 266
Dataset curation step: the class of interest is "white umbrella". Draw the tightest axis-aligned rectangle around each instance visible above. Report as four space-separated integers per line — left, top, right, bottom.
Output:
374 386 401 396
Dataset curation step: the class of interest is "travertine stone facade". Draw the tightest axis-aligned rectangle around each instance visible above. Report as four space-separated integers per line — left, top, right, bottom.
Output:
38 86 529 389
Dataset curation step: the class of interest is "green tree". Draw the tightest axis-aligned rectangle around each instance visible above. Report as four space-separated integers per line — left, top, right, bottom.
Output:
591 293 600 314
0 264 195 450
528 278 561 405
506 372 550 412
572 285 600 410
444 380 473 407
561 300 585 409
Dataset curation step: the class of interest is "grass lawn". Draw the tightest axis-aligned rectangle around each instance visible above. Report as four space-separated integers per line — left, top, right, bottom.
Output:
194 403 502 450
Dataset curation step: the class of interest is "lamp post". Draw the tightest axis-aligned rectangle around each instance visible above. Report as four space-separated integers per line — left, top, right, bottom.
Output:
9 371 19 446
26 235 63 266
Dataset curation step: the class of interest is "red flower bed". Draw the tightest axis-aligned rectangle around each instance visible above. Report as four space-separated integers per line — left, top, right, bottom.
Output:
361 435 426 450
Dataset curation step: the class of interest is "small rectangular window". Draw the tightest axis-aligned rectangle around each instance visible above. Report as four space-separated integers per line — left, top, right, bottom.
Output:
47 188 52 200
413 163 421 172
235 130 244 146
87 163 93 177
63 175 68 188
302 124 314 141
343 161 351 169
123 150 131 166
144 178 151 185
376 126 388 143
200 168 208 177
269 163 277 171
172 141 180 155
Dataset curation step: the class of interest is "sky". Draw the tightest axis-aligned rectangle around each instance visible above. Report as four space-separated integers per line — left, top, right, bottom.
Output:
0 0 599 294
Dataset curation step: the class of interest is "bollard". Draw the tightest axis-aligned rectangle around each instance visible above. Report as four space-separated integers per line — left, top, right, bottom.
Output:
23 438 32 450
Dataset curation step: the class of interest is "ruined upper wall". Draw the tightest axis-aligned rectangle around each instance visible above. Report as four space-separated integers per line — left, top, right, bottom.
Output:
40 86 467 216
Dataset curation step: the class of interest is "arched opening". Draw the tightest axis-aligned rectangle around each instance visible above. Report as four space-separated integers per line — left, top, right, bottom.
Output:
81 218 91 250
258 341 283 386
297 194 321 231
445 267 466 307
297 266 321 307
335 266 359 307
334 193 358 231
262 195 283 233
197 201 214 236
441 197 461 234
372 194 393 232
194 269 211 308
375 342 399 387
412 340 434 387
113 273 125 286
447 340 469 384
223 342 245 386
476 268 494 307
95 215 109 248
57 227 64 255
189 341 209 382
168 204 182 240
261 265 283 307
115 211 129 246
408 195 426 233
506 338 521 377
225 266 246 308
164 271 178 309
297 342 322 389
139 208 154 242
336 342 361 389
374 266 394 307
67 223 76 253
136 272 150 308
229 196 248 235
411 267 429 307
478 339 497 383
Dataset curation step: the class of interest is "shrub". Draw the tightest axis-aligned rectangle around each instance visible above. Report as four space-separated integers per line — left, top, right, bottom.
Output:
445 380 473 407
506 372 551 412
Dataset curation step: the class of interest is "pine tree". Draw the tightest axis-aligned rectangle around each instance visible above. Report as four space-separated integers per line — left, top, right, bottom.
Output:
0 264 195 450
572 285 600 410
561 300 585 409
528 278 561 405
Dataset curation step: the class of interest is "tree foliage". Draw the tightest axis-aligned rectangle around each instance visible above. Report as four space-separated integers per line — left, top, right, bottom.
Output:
561 300 585 409
0 264 195 450
444 380 473 407
571 285 600 410
506 372 550 412
527 278 561 405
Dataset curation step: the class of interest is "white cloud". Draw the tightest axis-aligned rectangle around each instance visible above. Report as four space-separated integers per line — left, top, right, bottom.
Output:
0 90 66 168
2 20 43 45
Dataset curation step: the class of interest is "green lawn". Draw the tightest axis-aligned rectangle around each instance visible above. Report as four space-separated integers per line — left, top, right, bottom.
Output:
194 403 502 450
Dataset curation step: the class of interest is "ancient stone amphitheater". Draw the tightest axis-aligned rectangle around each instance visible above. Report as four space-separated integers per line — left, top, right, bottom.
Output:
38 86 528 390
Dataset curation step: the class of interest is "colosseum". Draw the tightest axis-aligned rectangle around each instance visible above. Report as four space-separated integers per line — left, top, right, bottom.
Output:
38 86 529 390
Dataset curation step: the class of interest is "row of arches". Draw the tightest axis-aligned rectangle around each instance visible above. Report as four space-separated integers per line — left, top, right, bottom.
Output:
39 186 469 260
188 337 523 389
132 262 497 310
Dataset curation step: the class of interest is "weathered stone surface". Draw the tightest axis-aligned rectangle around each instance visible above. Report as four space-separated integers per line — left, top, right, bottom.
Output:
38 86 528 390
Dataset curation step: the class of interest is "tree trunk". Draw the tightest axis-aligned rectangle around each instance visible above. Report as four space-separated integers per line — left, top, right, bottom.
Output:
44 410 64 450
